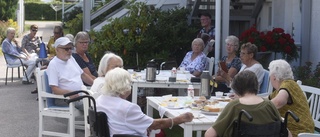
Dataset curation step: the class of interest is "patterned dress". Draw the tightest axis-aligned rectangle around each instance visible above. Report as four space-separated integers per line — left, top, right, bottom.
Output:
179 51 207 75
269 80 314 136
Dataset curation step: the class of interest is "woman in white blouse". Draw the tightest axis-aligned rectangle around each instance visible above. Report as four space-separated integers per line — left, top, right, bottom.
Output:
96 68 193 137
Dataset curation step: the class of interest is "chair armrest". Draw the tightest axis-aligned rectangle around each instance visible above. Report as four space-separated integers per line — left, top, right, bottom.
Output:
40 92 70 99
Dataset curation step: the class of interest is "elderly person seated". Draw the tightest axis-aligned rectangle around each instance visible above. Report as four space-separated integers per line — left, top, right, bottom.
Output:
96 67 194 136
220 42 264 88
2 27 37 84
205 70 288 137
47 25 64 58
179 38 207 77
46 37 94 110
214 35 241 93
72 31 98 85
268 59 314 136
21 24 41 58
90 52 123 94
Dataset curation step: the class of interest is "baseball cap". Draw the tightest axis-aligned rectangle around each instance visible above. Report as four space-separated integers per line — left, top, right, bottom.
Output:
198 12 212 19
53 37 73 48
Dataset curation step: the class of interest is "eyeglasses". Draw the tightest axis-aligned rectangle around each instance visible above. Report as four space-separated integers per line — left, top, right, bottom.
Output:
31 29 38 32
59 47 74 52
240 52 251 55
79 41 90 44
226 43 234 47
200 18 210 21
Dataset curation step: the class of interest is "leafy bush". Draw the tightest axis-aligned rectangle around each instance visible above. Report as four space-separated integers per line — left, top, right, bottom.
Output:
88 2 198 69
0 19 19 43
65 13 83 36
0 0 18 21
25 2 62 20
63 6 82 23
293 61 320 88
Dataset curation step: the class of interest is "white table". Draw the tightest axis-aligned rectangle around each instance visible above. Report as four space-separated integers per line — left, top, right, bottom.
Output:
131 70 201 104
146 97 219 137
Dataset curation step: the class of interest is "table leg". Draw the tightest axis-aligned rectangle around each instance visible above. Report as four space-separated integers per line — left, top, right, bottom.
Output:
146 99 153 117
132 83 138 104
196 131 202 137
184 125 193 137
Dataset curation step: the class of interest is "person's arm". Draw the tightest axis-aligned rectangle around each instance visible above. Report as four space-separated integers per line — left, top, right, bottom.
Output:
205 127 218 137
215 67 238 83
271 89 289 109
51 86 79 99
21 36 31 57
81 72 94 86
82 67 97 80
192 70 202 77
147 112 193 131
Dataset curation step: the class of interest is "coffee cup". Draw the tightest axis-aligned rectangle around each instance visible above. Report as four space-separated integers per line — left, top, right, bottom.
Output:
215 91 223 98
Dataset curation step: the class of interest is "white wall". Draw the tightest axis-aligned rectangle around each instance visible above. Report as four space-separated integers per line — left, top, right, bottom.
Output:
310 0 320 65
257 2 272 31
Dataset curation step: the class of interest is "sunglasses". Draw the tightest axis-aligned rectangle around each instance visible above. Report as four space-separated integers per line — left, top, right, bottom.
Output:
59 47 74 52
31 29 38 32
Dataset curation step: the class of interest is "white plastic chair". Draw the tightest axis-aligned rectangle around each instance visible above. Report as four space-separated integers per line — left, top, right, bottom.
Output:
36 68 84 137
257 69 273 97
3 52 28 85
298 133 320 137
206 57 214 76
297 80 320 134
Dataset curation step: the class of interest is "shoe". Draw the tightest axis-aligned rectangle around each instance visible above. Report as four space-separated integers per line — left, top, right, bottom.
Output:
22 80 34 84
31 89 38 94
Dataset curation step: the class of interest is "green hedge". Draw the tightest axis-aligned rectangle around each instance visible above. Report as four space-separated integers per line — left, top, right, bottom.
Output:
25 2 62 21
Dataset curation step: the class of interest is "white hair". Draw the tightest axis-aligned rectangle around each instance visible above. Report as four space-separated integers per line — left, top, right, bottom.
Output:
97 52 123 76
191 38 205 49
225 35 239 50
7 27 15 34
101 67 132 96
268 59 294 81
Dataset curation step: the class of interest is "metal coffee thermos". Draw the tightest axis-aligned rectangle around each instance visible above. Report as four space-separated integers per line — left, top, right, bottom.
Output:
200 71 214 99
146 60 160 82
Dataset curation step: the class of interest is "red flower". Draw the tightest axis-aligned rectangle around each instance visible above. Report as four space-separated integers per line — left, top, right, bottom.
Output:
278 37 286 45
272 28 284 33
284 45 292 54
260 46 267 52
239 25 299 62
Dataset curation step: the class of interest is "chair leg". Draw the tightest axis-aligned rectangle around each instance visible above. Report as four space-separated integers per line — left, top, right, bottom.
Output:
39 114 43 137
5 67 8 85
23 66 29 82
18 67 20 78
11 68 13 82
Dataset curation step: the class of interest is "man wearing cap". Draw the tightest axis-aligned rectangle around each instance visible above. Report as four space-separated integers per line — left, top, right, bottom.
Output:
198 12 215 57
46 37 94 109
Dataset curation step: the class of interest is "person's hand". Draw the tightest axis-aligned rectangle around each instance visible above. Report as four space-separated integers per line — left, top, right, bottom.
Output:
179 112 194 122
219 68 228 78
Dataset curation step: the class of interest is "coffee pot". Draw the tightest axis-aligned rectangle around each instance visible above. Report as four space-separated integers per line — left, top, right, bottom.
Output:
200 71 214 99
146 60 160 82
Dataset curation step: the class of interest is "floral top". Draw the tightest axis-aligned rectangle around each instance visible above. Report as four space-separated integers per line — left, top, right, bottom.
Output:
179 51 207 74
221 56 242 72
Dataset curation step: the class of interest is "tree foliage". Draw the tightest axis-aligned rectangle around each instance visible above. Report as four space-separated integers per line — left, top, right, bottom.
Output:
0 0 18 21
88 2 198 68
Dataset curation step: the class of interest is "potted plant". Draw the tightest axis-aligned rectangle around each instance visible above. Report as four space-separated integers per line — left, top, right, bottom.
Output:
239 25 299 63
